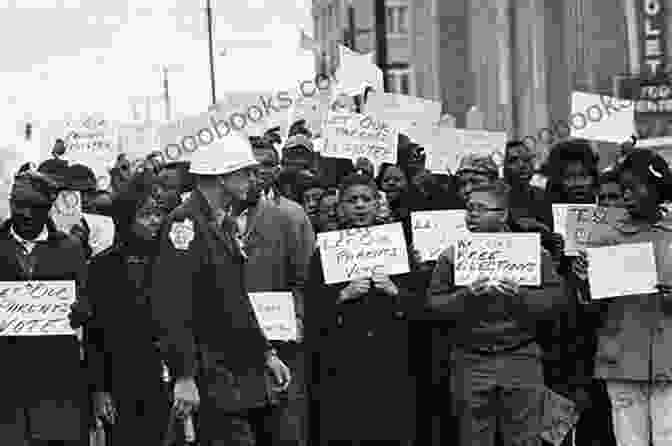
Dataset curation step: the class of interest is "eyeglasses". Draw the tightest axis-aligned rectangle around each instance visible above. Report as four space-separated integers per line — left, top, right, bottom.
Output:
465 204 506 214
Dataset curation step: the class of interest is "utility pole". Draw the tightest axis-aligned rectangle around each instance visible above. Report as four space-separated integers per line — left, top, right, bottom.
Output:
163 66 171 121
374 0 389 92
206 0 217 107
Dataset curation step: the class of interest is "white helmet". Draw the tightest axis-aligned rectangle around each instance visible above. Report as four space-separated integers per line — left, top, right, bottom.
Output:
189 132 258 176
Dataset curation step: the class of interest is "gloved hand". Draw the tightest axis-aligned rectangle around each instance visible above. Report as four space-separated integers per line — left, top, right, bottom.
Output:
68 299 92 329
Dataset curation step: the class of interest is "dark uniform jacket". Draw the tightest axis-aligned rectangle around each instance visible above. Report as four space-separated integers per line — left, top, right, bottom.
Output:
0 218 88 442
150 189 276 413
306 247 422 442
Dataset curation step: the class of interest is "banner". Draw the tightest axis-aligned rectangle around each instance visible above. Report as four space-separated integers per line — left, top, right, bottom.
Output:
454 233 541 286
322 111 399 166
364 92 442 133
587 242 659 299
0 281 76 336
316 222 410 284
411 210 467 261
248 292 298 342
551 204 596 246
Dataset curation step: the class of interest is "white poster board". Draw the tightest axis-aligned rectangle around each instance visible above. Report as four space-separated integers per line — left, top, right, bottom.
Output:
364 92 442 133
317 222 410 284
586 242 659 300
411 210 468 261
570 91 635 143
454 233 541 286
0 281 76 336
552 204 596 242
248 292 297 342
322 111 399 166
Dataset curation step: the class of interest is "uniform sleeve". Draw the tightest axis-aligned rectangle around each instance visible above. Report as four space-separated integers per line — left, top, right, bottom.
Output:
426 247 474 319
284 208 316 321
150 216 201 379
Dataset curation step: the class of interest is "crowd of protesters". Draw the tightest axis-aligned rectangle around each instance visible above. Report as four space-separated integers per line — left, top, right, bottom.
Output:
3 105 672 446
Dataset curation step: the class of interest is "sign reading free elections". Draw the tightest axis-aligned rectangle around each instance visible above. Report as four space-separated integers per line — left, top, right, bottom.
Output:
454 233 541 286
0 281 76 336
317 222 410 284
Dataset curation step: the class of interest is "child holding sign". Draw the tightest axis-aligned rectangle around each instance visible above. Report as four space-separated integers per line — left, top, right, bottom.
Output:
427 180 569 446
571 149 672 446
307 172 419 444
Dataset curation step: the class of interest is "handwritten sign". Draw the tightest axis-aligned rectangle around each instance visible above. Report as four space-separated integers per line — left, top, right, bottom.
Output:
552 204 596 249
322 111 399 166
454 233 541 286
50 191 82 233
0 281 76 336
317 222 410 285
364 92 442 133
248 292 297 342
83 213 115 256
570 91 635 143
540 388 579 446
411 210 467 261
288 91 331 138
564 206 629 254
587 242 659 300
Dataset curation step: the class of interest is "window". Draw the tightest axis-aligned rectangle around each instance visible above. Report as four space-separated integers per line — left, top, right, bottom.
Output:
386 5 409 35
386 67 414 95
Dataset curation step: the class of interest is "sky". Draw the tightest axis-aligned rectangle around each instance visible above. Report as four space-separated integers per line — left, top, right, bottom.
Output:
0 0 316 149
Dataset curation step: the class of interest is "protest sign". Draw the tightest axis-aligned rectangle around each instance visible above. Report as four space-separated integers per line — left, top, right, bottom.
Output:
50 191 82 234
0 281 76 336
540 388 580 446
322 111 398 166
364 92 442 133
586 242 659 300
248 292 297 342
454 233 541 286
564 206 629 254
63 116 118 168
411 210 467 261
552 204 596 246
83 213 115 256
288 90 331 137
316 222 410 284
334 46 383 96
570 91 635 143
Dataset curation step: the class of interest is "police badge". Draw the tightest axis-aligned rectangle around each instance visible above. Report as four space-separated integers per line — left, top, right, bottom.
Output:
169 218 195 250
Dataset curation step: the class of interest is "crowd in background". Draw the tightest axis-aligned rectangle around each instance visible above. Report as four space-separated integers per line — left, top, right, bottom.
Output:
4 110 672 446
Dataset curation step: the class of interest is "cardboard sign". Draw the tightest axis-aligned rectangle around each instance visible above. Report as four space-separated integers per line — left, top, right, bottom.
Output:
552 204 596 248
322 111 399 166
248 292 297 342
454 233 541 286
288 91 331 138
333 46 383 96
83 213 115 256
411 210 467 261
570 91 635 143
50 191 82 234
587 242 659 299
364 92 442 133
317 222 410 285
540 388 579 446
0 281 76 336
564 206 629 254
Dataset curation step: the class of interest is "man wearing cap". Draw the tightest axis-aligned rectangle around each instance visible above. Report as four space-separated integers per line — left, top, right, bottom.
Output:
0 171 90 445
454 153 500 204
150 132 292 446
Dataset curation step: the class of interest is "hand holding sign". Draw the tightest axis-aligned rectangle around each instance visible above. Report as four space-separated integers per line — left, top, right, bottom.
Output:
339 278 371 302
371 272 398 296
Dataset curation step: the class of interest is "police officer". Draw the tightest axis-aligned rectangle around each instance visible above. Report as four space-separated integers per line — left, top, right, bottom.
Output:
150 132 291 446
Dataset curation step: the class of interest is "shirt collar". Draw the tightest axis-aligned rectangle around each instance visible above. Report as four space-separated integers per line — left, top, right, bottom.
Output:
10 224 49 245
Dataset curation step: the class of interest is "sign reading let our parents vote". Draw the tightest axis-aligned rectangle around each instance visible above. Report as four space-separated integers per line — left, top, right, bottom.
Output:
454 234 541 286
0 281 76 336
317 223 410 285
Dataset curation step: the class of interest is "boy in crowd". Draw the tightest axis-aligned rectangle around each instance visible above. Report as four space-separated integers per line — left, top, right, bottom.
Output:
427 180 569 446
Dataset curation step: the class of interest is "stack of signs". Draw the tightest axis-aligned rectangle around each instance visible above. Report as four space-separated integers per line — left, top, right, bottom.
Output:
248 292 298 342
586 242 659 300
411 210 468 261
0 281 77 336
316 222 410 284
364 92 442 133
322 111 399 167
453 233 541 286
50 191 82 234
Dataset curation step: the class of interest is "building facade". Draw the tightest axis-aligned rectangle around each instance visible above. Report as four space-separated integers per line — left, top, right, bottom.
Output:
313 0 672 166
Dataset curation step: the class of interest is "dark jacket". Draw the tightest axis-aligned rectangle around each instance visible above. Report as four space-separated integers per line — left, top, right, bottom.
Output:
0 219 88 441
150 189 276 413
306 247 422 442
